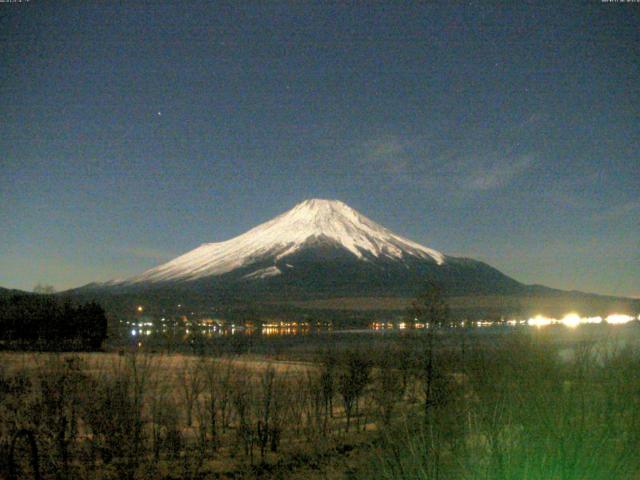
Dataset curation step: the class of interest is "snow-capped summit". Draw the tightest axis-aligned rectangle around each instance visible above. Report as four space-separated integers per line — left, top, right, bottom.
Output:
123 199 445 285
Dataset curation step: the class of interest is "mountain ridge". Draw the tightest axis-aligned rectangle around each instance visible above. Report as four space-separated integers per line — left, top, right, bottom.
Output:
68 199 638 318
74 199 524 300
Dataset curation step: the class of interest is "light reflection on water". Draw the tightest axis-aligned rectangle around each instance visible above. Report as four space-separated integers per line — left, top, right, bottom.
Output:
128 313 638 338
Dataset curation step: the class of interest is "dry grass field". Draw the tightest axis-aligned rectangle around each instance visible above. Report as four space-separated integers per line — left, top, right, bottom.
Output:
0 352 315 377
2 325 640 479
0 345 394 479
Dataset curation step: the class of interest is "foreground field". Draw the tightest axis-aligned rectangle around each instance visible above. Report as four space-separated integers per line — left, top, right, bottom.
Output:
2 325 640 479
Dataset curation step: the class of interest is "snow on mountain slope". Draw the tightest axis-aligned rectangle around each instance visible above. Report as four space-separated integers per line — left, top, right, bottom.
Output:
122 199 445 284
242 266 282 280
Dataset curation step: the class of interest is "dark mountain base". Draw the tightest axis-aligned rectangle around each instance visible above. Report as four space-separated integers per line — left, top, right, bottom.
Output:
70 243 638 322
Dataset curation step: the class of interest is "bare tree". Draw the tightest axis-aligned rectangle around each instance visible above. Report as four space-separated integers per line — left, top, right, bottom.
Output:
256 366 275 461
149 376 179 461
372 361 405 426
319 350 336 422
201 359 220 452
217 359 234 433
337 350 370 432
82 353 154 480
231 370 255 463
179 362 203 428
408 281 451 422
302 370 325 440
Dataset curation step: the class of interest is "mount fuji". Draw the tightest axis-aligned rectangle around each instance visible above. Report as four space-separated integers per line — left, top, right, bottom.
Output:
78 199 526 301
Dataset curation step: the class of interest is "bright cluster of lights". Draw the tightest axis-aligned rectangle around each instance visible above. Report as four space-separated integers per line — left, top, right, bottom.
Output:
605 314 636 325
130 329 152 336
561 313 582 328
527 313 637 328
527 315 554 328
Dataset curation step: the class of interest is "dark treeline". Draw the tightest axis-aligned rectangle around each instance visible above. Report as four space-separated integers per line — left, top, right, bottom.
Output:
0 295 107 350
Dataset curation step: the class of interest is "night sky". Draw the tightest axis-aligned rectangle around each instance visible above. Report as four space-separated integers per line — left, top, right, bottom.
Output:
1 2 638 297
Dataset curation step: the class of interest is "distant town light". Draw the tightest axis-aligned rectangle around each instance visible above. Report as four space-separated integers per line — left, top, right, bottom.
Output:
131 329 137 336
560 313 581 328
606 314 634 325
528 315 554 328
525 313 629 328
584 316 603 324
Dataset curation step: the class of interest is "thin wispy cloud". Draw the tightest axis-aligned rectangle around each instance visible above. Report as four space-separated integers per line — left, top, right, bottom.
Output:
359 135 536 193
365 136 407 160
463 154 535 191
592 200 640 222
